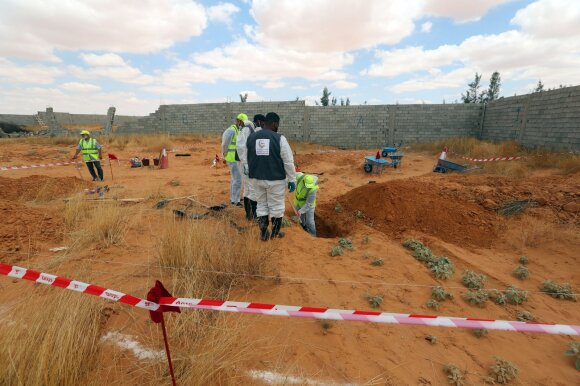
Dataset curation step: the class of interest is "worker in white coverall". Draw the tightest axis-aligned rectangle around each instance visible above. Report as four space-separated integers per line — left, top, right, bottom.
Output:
236 114 266 220
294 172 319 236
246 112 297 241
221 113 247 206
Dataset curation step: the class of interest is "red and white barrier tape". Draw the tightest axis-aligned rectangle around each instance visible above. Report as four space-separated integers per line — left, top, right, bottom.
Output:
460 156 522 163
1 262 578 335
0 160 82 171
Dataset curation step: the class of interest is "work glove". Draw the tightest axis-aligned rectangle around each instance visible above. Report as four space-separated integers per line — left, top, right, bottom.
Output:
288 181 296 193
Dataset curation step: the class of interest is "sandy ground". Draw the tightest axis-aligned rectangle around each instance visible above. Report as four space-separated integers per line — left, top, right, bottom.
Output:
0 137 579 385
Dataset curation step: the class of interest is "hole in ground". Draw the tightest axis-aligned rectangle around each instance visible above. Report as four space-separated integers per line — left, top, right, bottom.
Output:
315 213 349 239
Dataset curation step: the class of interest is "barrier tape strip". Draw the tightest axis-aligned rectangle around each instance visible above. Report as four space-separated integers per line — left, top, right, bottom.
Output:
460 156 522 163
0 159 106 172
1 262 578 335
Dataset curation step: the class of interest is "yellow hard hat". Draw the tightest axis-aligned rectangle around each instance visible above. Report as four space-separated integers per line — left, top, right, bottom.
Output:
237 113 248 121
80 130 90 135
304 175 316 189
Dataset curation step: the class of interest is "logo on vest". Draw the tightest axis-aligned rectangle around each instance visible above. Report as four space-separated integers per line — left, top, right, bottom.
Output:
256 139 270 156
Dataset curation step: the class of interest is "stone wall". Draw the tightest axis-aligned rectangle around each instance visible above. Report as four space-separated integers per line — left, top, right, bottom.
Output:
481 86 580 150
117 101 483 149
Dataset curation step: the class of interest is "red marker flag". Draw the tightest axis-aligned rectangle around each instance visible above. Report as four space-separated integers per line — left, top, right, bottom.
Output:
108 153 118 160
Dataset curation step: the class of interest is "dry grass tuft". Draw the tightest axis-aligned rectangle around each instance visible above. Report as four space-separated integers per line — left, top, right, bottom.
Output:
503 215 579 251
68 202 134 251
158 216 272 298
0 288 103 385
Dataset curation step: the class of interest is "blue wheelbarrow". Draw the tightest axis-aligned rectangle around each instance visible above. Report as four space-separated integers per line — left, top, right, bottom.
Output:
433 159 480 173
381 147 404 168
363 156 391 174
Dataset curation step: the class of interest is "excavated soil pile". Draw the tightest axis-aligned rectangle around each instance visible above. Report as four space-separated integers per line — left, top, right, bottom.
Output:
0 175 89 201
0 199 63 257
317 178 500 247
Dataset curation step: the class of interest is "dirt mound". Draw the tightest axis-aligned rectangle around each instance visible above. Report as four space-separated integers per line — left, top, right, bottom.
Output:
0 175 89 201
318 178 500 247
0 199 63 257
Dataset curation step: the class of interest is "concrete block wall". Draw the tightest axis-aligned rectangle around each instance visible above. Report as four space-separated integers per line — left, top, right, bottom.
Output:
0 114 36 126
482 86 580 150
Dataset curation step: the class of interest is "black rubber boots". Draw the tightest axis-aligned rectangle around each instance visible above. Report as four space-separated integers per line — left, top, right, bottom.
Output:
258 216 270 241
271 217 285 238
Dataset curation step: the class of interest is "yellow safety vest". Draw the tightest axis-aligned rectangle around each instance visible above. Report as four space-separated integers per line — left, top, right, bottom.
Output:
224 124 239 163
294 172 319 208
79 138 99 161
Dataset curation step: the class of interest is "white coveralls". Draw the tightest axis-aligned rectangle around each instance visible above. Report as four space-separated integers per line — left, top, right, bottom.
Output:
248 135 296 218
236 121 260 200
221 126 242 204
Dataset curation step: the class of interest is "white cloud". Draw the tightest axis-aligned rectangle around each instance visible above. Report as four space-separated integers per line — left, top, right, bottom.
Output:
0 58 63 84
80 53 126 67
61 82 101 93
249 0 423 52
423 0 515 23
207 3 240 24
333 80 358 89
421 21 433 33
511 0 580 38
0 0 208 61
368 0 580 93
263 80 285 89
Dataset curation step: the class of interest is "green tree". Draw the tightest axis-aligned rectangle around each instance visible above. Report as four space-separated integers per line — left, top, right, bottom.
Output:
320 87 331 106
461 73 482 103
340 98 344 106
239 93 248 103
345 97 350 106
481 71 501 102
534 80 544 93
331 97 337 106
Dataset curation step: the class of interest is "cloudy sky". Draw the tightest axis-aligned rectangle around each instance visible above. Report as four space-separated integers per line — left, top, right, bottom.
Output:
0 0 579 115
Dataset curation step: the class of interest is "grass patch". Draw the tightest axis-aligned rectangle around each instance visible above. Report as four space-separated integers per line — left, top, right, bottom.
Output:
461 270 487 290
565 342 580 371
426 299 440 310
505 285 528 305
0 289 102 385
513 265 529 280
69 202 133 250
487 357 518 385
371 258 384 266
463 289 489 307
425 335 437 345
330 245 344 257
366 294 383 308
338 238 354 249
403 239 455 279
540 280 577 301
473 329 489 338
517 310 536 322
431 286 453 302
518 255 528 265
443 364 466 386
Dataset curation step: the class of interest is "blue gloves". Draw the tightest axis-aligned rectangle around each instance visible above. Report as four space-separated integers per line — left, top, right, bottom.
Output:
288 181 296 193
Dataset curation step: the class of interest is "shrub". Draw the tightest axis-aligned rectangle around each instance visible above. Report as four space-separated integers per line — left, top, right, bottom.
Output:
565 342 580 371
426 299 440 310
432 286 454 301
366 295 383 308
541 280 577 301
338 238 354 249
330 245 344 257
518 255 529 265
473 329 489 338
505 286 528 305
443 364 465 386
513 265 529 280
429 257 455 279
517 311 536 322
371 258 384 266
291 215 301 223
461 270 487 289
488 357 518 384
488 290 507 305
281 217 292 228
353 210 365 219
463 289 489 307
425 335 437 345
362 235 369 244
334 202 343 212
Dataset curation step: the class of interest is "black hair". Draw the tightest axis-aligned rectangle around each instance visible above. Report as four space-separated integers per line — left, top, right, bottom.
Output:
253 114 266 124
265 112 280 123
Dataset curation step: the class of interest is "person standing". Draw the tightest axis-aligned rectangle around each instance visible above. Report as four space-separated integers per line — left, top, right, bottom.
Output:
247 112 297 241
222 113 247 206
72 130 104 181
293 172 319 236
237 114 266 220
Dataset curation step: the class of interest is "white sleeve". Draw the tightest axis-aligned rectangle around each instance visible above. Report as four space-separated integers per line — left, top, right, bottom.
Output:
280 135 296 182
236 127 248 164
